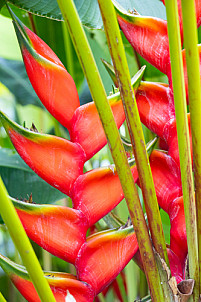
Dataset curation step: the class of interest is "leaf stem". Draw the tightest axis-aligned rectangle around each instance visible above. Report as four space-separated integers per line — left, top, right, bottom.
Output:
0 177 56 302
98 0 168 266
62 22 74 79
180 0 201 297
57 0 164 300
165 0 198 299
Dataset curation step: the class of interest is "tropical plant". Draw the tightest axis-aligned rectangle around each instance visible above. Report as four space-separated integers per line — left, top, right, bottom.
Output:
0 0 200 301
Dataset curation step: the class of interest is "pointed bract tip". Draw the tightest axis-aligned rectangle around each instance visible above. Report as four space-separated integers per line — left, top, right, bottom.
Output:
112 0 140 20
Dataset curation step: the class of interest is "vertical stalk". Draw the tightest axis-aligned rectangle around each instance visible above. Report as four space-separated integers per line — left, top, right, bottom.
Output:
0 177 56 302
180 0 201 296
42 250 52 272
98 0 168 265
165 0 198 299
62 22 74 78
57 0 164 300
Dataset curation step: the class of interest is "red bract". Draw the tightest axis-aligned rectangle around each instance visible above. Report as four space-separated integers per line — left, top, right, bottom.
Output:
76 226 138 295
72 164 138 226
149 151 187 265
0 254 94 302
13 17 80 129
12 198 88 264
0 112 85 196
149 150 182 212
136 82 175 138
70 98 125 160
116 12 170 74
169 196 187 264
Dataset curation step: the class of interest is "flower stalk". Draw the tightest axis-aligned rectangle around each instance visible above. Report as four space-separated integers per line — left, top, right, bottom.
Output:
180 0 201 296
57 0 165 300
98 0 168 266
165 0 198 299
0 177 56 302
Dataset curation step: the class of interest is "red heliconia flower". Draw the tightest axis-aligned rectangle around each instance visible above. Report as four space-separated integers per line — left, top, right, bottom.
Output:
13 14 80 130
149 150 182 212
76 226 138 295
149 151 187 265
0 112 85 196
167 249 184 283
0 254 95 302
11 198 88 264
114 0 201 100
169 196 187 264
167 114 193 166
70 97 125 160
71 164 138 226
113 0 172 75
136 82 175 139
11 10 144 162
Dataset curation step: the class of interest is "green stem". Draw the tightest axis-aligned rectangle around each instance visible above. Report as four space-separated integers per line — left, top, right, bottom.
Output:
42 250 52 272
62 22 74 78
97 293 106 302
98 0 168 266
57 0 164 301
116 273 128 302
0 177 56 302
28 13 37 34
165 0 198 298
0 292 6 302
180 0 201 297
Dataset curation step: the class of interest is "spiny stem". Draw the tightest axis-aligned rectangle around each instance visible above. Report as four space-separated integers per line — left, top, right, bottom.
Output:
0 177 56 302
180 0 200 297
57 0 164 300
165 0 198 300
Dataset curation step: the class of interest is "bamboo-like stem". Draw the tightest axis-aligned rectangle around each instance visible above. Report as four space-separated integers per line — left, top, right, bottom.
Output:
97 293 107 302
62 22 74 79
0 292 6 302
98 0 168 265
57 0 164 300
116 274 128 302
180 0 201 297
0 177 56 302
42 250 52 272
165 0 198 299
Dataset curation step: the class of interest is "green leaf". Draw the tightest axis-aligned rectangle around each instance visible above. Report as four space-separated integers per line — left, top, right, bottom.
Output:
0 58 42 107
4 0 166 28
0 148 65 204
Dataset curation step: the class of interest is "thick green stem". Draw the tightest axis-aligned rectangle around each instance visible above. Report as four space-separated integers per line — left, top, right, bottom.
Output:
0 177 56 302
180 0 201 296
98 0 168 265
57 0 164 300
165 0 198 299
62 22 74 79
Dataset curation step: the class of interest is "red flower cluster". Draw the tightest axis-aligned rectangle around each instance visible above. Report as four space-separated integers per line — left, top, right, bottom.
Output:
0 0 200 300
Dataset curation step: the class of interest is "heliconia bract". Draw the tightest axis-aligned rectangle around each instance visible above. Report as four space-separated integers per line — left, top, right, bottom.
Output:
0 254 95 302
